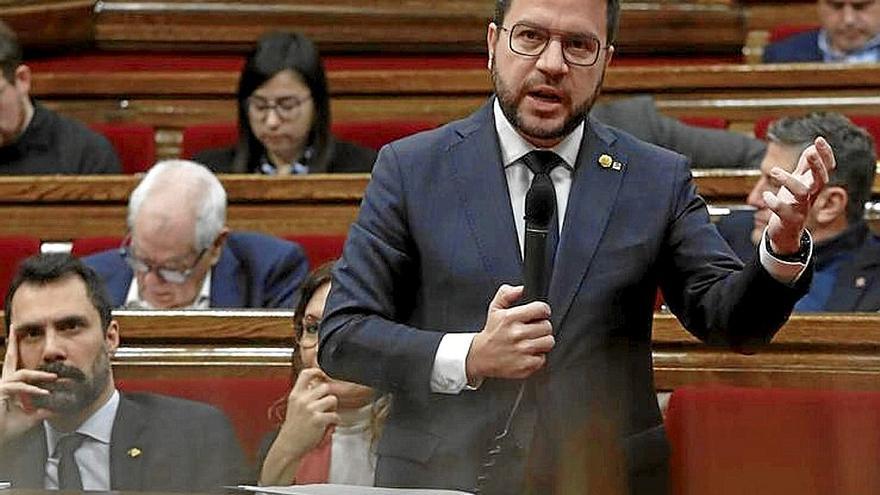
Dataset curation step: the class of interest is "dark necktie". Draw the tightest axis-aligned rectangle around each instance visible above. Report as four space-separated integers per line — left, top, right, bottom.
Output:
55 432 87 490
521 150 563 279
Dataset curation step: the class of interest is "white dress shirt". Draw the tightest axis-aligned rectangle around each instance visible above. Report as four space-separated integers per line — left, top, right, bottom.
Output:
429 101 809 394
44 390 120 490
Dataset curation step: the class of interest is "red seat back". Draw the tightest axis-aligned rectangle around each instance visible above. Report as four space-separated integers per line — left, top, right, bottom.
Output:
89 123 156 174
667 386 880 495
769 24 820 44
71 236 124 257
0 237 41 308
181 122 239 159
117 376 290 462
677 116 728 130
284 234 345 269
331 120 437 150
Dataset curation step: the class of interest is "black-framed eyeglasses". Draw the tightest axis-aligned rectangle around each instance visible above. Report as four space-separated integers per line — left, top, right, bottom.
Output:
298 315 321 349
118 235 209 285
500 23 606 67
247 94 311 121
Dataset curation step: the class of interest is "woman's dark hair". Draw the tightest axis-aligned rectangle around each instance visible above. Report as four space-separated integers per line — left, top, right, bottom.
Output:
232 31 332 173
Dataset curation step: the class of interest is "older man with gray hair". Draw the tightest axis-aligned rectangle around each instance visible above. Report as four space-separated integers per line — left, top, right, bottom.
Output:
83 159 308 309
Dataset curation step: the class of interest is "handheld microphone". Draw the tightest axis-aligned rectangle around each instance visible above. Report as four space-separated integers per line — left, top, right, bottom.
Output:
522 176 556 303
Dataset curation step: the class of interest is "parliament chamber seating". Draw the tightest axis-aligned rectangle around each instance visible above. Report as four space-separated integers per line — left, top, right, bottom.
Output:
0 236 42 309
89 122 156 174
117 376 290 461
755 114 880 144
666 386 880 495
768 24 820 44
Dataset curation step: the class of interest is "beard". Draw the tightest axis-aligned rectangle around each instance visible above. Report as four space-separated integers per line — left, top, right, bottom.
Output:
491 58 604 143
32 351 111 415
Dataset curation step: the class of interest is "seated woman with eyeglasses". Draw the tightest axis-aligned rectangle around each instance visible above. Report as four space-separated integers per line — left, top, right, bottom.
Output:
195 31 377 174
258 262 388 486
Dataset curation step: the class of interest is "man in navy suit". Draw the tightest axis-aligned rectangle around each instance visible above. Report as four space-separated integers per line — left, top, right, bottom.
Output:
82 159 308 309
763 0 880 63
0 254 244 491
318 0 836 493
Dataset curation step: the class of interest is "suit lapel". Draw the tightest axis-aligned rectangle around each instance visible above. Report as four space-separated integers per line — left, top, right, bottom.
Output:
109 394 147 491
209 244 245 307
549 118 625 328
448 102 523 286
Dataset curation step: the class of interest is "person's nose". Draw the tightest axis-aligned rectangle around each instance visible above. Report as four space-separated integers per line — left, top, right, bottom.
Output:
535 37 569 76
143 268 167 287
842 4 857 24
41 329 66 363
264 108 282 129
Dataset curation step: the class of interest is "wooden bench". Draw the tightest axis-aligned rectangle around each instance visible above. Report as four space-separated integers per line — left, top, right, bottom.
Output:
28 63 880 159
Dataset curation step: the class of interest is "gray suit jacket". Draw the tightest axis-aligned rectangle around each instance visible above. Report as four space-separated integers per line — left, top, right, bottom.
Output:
0 392 245 492
592 95 766 169
319 100 808 494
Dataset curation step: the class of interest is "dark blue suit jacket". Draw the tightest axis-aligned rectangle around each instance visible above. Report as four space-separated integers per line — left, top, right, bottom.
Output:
763 30 822 63
0 392 245 491
319 101 810 494
83 231 308 308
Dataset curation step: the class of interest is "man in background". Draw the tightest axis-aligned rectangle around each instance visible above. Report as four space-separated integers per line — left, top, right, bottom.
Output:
763 0 880 63
717 112 879 311
0 21 120 174
83 159 308 309
0 253 244 490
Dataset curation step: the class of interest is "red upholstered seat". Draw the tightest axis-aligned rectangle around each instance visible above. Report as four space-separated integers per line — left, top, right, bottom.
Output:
182 122 239 159
89 123 156 174
0 237 41 308
331 120 438 150
667 386 880 495
284 235 345 269
71 236 124 257
768 24 820 44
755 115 880 145
677 116 728 130
116 376 290 462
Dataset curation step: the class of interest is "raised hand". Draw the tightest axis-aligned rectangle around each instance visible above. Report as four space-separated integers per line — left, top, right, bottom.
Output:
764 137 836 254
0 330 55 445
466 284 555 382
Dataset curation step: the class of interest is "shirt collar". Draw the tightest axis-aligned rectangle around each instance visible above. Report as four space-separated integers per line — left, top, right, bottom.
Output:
124 270 212 310
818 29 880 63
493 99 582 170
44 389 119 453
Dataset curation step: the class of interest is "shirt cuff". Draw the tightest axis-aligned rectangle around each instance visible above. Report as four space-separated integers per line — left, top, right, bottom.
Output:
758 227 812 285
430 332 478 394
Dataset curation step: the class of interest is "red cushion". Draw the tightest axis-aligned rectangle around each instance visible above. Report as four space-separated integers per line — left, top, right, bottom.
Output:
284 235 345 269
117 376 290 462
182 123 239 159
89 123 156 174
667 386 880 495
677 116 728 130
71 236 124 257
0 237 41 308
769 24 820 44
331 121 438 150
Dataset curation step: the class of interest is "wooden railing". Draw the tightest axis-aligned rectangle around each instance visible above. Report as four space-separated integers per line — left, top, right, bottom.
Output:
3 311 879 390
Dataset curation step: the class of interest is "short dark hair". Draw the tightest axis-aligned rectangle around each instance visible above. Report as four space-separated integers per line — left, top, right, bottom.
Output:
0 20 21 83
4 253 113 336
232 31 332 173
493 0 621 45
767 112 877 225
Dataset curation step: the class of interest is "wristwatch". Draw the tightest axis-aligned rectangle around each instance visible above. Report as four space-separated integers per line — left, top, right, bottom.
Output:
765 230 811 264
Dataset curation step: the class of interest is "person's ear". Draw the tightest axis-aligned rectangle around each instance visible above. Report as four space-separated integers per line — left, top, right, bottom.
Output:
14 65 31 95
603 45 615 70
105 320 120 356
813 186 848 224
208 227 230 266
487 22 499 70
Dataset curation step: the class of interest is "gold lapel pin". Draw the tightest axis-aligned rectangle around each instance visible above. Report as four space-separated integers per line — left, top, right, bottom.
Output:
598 154 613 168
127 447 142 458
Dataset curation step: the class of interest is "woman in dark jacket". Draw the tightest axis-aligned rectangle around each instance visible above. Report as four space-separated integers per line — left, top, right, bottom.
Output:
196 32 376 174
